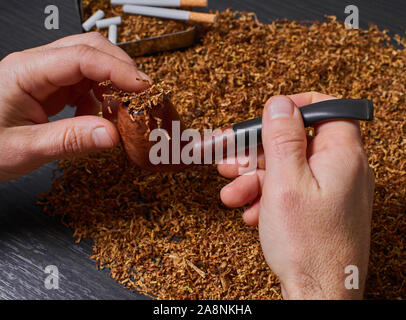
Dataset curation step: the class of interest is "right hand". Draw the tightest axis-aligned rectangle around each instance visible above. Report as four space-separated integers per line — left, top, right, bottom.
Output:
218 92 375 299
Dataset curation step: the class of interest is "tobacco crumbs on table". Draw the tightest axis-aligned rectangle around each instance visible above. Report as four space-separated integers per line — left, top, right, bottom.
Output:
39 8 406 299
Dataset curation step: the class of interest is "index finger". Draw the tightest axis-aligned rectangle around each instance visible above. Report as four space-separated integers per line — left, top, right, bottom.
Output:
8 45 150 103
23 32 136 65
288 91 362 144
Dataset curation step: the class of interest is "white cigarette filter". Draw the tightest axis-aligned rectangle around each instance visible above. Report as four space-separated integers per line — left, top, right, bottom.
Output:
95 16 122 29
82 9 105 31
108 24 118 44
111 0 207 7
122 5 217 23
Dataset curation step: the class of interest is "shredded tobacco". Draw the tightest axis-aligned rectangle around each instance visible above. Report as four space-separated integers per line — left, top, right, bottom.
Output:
126 82 172 117
127 82 172 132
103 81 171 130
39 7 405 299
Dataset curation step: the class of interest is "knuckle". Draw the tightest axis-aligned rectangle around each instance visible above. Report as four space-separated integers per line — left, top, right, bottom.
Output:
1 51 23 64
328 131 361 149
86 31 107 44
267 131 305 159
351 145 368 170
72 44 95 58
61 126 84 156
341 144 369 177
0 52 22 82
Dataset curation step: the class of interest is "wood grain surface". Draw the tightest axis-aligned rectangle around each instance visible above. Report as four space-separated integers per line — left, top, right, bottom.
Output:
0 0 404 299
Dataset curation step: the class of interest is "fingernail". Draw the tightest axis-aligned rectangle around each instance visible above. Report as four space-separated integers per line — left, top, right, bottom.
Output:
268 96 294 120
137 70 152 83
237 155 249 167
223 179 235 190
93 127 114 149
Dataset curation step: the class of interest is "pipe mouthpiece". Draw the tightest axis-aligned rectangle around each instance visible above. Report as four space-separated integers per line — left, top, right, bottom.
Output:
300 99 374 126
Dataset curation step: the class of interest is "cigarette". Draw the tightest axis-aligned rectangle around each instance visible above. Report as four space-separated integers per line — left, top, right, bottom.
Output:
111 0 207 7
82 9 105 31
122 5 217 24
108 24 118 44
95 16 122 29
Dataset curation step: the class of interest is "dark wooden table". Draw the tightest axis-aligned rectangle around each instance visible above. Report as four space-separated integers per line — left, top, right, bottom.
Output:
0 0 404 300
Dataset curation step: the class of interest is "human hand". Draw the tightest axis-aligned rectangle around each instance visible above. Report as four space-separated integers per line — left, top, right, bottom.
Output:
218 92 375 299
0 32 150 181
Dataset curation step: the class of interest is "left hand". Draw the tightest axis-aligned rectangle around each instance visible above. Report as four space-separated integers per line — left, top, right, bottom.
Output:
0 32 150 181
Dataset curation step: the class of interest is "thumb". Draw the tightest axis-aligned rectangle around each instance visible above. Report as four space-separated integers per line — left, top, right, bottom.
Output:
262 96 311 186
18 116 119 164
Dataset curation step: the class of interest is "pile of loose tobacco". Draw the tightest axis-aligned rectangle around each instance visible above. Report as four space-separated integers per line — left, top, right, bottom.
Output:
39 9 405 299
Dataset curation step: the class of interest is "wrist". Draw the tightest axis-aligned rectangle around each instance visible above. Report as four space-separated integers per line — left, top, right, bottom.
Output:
280 273 327 300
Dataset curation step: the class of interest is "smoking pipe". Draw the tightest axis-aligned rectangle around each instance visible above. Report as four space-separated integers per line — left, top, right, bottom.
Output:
115 98 373 172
